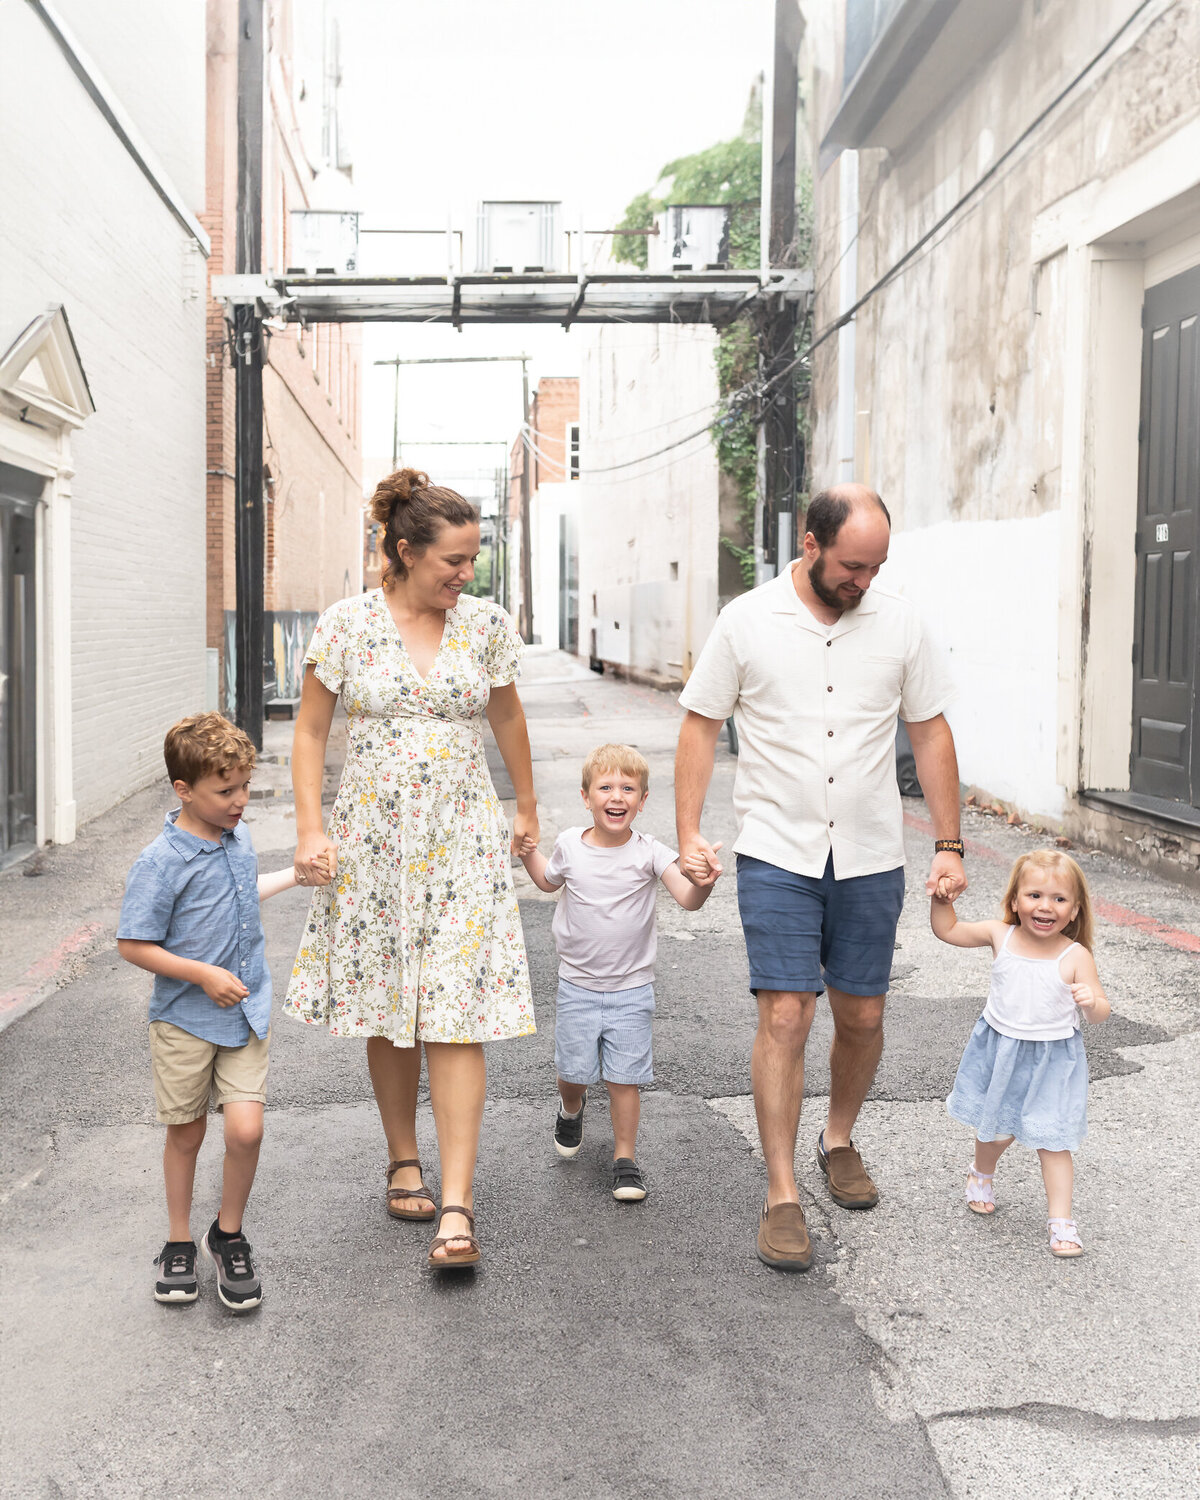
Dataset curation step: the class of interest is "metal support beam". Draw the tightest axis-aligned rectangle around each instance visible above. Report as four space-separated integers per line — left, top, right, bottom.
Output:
757 0 804 578
519 357 533 643
562 277 589 329
234 0 265 747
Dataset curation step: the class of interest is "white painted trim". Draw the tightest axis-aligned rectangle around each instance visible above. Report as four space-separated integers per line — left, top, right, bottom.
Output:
0 307 94 847
24 0 210 256
1037 116 1200 799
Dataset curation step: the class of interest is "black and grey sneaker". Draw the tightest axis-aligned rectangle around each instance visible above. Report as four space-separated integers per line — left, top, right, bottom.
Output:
612 1158 648 1203
201 1226 262 1311
553 1091 586 1159
153 1240 199 1303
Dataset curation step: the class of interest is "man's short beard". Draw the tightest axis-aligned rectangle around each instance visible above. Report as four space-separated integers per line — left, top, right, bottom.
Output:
809 552 862 611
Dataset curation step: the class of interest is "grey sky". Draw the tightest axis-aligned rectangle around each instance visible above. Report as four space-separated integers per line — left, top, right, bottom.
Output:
337 0 771 501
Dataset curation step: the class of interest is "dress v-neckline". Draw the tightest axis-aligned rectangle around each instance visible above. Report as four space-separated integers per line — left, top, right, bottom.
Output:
379 589 450 685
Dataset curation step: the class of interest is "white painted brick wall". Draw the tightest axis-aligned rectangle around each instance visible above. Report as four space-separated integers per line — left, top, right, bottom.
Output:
1 2 207 827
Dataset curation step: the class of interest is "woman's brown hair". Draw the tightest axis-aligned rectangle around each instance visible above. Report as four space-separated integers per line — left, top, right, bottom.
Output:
1000 849 1094 952
369 467 478 586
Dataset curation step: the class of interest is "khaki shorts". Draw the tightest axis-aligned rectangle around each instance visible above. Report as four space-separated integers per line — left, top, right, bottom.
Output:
148 1020 270 1124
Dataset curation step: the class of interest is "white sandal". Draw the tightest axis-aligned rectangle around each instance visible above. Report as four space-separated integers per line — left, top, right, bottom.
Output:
965 1165 996 1215
1047 1217 1084 1258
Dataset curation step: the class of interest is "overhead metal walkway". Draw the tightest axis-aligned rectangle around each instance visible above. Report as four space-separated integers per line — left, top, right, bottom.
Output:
212 268 811 330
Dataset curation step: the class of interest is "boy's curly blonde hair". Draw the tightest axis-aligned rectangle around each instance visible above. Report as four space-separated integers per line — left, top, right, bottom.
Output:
581 743 649 796
164 712 256 787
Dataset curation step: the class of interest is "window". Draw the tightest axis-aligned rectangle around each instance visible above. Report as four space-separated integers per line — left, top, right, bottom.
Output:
568 424 580 480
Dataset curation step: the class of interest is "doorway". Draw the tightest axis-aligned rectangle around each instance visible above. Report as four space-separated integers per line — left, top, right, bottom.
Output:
0 462 39 866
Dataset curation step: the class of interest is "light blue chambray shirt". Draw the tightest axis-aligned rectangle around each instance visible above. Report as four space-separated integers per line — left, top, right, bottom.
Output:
117 810 271 1045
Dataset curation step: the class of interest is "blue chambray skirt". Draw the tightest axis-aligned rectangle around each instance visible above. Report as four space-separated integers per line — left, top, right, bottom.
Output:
946 1017 1088 1152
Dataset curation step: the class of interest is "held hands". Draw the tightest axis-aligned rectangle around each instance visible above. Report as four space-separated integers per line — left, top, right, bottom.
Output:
511 806 540 858
925 851 967 901
680 835 723 887
200 964 250 1008
294 834 338 888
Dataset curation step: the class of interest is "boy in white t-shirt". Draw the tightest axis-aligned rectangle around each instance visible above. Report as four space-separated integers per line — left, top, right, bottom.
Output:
519 743 718 1202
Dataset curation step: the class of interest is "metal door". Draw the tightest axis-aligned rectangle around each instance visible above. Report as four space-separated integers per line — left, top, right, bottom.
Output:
1131 265 1200 804
0 463 40 864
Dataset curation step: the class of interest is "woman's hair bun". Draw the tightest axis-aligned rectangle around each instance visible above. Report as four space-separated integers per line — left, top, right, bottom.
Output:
369 467 429 526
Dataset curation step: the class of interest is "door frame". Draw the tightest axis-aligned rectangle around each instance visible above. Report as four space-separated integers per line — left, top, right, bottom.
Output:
0 307 95 850
1029 118 1200 804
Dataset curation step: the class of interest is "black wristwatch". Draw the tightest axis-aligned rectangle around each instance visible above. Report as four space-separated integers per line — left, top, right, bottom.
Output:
934 839 965 857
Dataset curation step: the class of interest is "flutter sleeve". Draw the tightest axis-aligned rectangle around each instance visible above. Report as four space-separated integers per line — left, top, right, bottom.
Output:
305 600 349 696
483 604 523 688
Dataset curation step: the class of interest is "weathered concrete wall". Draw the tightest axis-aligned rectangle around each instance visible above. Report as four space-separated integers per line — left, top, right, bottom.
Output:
808 0 1200 867
575 325 721 685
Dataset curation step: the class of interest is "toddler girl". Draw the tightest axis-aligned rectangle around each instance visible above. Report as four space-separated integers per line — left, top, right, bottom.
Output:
931 849 1110 1257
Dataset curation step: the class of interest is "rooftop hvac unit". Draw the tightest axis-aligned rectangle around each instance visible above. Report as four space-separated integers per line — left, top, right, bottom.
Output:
649 205 731 272
476 201 560 273
286 210 360 275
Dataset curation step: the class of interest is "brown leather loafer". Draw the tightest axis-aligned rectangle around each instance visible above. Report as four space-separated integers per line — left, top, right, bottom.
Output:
817 1133 879 1209
756 1201 813 1271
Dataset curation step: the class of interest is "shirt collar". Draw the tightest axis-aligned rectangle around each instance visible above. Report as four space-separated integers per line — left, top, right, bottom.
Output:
161 807 230 861
769 561 880 635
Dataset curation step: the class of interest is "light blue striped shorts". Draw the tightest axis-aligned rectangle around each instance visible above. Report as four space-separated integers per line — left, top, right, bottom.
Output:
554 978 655 1087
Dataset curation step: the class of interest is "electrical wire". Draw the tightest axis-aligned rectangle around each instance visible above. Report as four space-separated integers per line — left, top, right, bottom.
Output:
789 0 1156 376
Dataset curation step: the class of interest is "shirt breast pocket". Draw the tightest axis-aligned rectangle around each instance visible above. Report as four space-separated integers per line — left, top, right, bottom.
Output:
859 654 906 713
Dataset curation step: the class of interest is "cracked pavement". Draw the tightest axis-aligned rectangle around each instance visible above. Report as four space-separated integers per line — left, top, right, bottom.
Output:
1 650 1197 1497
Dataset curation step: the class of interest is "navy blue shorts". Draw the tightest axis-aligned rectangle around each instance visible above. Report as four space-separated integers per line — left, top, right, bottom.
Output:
736 853 905 998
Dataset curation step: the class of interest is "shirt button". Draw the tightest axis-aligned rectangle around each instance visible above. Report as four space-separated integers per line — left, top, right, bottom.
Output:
827 685 833 692
242 924 247 930
826 640 832 647
828 776 834 783
827 730 834 737
829 820 834 827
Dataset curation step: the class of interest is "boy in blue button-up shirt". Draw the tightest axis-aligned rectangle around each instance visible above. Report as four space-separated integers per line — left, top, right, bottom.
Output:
118 713 328 1310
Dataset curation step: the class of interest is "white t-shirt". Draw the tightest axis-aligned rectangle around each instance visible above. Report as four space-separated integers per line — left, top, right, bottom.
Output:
544 827 679 991
678 565 954 879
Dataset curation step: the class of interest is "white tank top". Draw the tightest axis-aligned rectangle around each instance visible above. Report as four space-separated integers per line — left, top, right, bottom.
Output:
981 927 1080 1041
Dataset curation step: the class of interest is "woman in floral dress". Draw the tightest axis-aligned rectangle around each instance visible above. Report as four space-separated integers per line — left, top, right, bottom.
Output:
286 468 538 1270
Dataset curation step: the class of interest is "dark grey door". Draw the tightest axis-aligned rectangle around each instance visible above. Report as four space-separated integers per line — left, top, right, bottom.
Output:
0 463 40 864
1131 265 1200 804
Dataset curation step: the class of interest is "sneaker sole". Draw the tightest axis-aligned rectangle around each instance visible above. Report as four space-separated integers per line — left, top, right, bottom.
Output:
201 1236 263 1312
612 1185 647 1202
153 1285 199 1304
554 1138 583 1159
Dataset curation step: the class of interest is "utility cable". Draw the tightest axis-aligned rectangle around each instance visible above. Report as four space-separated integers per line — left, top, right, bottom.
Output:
771 0 1156 389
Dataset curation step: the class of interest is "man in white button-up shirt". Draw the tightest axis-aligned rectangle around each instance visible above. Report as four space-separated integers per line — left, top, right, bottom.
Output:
675 484 966 1270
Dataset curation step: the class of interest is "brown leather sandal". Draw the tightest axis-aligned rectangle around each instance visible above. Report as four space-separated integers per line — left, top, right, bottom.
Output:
427 1204 481 1269
386 1159 437 1222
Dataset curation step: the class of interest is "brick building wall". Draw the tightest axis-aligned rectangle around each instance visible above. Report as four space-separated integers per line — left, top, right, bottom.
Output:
1 0 208 829
508 376 580 645
205 0 362 707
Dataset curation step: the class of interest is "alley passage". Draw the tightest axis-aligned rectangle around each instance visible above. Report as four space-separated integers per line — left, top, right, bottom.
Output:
1 652 1197 1498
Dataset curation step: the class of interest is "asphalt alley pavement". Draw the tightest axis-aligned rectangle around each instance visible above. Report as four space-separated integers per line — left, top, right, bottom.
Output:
1 648 1198 1498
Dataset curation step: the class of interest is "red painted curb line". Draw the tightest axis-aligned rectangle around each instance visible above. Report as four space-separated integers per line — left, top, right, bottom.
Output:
0 921 108 1014
904 811 1200 955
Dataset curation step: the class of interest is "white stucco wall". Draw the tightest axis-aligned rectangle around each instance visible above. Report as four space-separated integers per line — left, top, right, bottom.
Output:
885 510 1065 818
1 1 207 830
575 325 721 682
808 0 1200 827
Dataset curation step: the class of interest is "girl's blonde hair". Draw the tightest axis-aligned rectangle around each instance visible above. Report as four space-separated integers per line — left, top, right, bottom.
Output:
1001 849 1094 951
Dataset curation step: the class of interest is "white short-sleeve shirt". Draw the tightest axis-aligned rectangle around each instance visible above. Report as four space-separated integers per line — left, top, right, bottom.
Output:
678 565 954 880
544 827 679 991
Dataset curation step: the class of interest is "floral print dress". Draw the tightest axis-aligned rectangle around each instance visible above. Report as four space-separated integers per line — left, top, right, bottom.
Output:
284 589 536 1047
